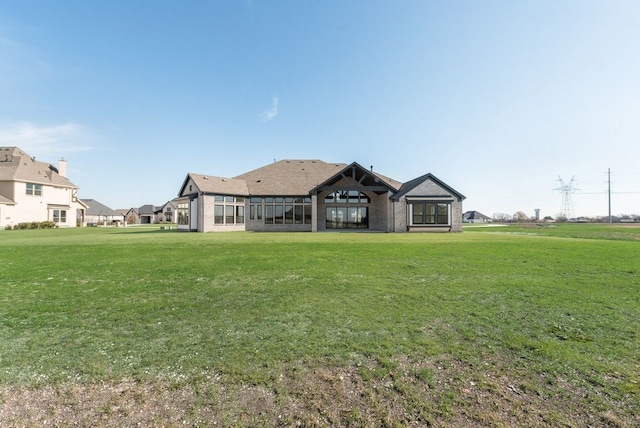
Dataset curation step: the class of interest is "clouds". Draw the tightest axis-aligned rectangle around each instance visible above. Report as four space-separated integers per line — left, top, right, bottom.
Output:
260 95 279 122
0 122 93 153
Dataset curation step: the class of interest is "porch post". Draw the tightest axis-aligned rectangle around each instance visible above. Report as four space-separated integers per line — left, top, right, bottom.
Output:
311 194 318 232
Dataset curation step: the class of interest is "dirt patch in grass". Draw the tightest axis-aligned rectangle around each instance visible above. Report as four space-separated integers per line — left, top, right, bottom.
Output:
2 357 637 427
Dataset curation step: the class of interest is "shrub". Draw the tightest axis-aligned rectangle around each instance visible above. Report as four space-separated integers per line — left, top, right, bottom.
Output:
13 221 58 230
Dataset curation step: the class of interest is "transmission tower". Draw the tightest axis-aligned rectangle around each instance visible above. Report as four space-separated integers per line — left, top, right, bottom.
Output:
554 176 579 219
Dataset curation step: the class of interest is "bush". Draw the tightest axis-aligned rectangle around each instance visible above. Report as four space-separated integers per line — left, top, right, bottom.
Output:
12 221 58 230
4 224 12 230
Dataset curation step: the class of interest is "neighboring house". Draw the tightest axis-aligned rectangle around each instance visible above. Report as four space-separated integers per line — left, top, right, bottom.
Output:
463 210 492 223
119 208 139 224
176 160 465 233
0 147 87 228
115 208 134 224
81 199 124 225
156 199 178 223
138 204 158 224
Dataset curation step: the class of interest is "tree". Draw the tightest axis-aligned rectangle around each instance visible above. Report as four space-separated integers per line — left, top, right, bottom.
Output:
513 211 530 222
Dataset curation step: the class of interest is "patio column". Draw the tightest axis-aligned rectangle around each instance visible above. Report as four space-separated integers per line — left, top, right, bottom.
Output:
311 194 318 232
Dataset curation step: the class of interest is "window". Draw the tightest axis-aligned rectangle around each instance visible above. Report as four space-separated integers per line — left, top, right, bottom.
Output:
326 207 368 229
214 205 224 224
409 202 450 226
26 183 42 196
325 191 369 229
225 205 234 224
236 206 244 224
250 196 311 226
213 195 245 226
52 209 66 223
325 191 369 204
177 203 189 225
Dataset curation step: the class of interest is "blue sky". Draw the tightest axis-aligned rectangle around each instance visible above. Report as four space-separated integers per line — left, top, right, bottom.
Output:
1 1 639 218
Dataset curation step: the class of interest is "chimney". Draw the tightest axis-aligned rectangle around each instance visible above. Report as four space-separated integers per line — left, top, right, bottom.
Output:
58 158 68 178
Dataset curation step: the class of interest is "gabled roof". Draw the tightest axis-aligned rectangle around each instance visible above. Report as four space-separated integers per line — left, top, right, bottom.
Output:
179 173 249 197
236 159 346 196
81 199 122 217
0 147 77 188
391 173 466 201
155 199 178 213
311 162 399 195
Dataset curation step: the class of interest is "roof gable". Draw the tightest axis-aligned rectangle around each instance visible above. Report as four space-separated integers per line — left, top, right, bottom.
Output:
392 173 466 201
311 162 399 195
179 173 249 197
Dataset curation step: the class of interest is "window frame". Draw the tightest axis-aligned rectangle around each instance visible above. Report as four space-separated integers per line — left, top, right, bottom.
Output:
408 201 451 226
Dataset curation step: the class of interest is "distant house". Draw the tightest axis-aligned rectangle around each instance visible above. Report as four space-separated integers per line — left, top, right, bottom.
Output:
156 199 178 223
138 204 158 224
176 159 465 233
81 199 124 225
119 208 139 225
463 210 491 223
0 146 87 228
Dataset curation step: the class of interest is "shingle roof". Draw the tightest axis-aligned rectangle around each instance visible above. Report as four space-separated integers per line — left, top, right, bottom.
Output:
188 173 250 196
235 159 346 196
81 199 121 217
138 204 156 215
0 147 77 188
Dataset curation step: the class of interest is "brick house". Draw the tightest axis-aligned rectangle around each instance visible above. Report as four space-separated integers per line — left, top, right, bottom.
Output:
176 160 465 233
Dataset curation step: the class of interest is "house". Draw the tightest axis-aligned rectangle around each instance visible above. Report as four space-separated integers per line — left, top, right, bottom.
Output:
138 204 158 224
156 199 179 223
176 160 465 233
81 199 124 226
463 210 492 223
0 147 87 228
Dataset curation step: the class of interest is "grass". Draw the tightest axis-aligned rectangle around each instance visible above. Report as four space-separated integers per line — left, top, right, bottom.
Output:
0 224 638 426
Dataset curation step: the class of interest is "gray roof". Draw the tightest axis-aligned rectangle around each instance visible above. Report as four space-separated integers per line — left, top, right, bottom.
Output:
81 199 122 217
235 159 346 196
138 204 156 215
0 147 77 188
463 211 490 220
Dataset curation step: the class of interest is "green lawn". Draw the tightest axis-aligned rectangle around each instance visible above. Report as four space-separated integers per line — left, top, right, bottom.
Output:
1 225 638 426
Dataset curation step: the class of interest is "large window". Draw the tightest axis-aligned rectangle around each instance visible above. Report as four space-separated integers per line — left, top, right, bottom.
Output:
251 196 311 225
177 203 189 225
26 183 42 196
213 195 244 226
409 202 450 225
326 207 368 229
325 191 370 229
